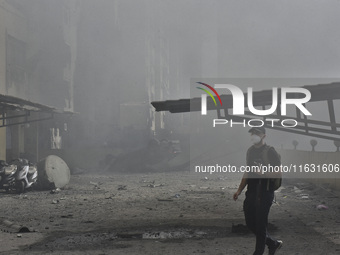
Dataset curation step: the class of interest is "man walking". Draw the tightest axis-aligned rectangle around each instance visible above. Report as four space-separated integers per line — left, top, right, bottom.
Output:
233 127 283 255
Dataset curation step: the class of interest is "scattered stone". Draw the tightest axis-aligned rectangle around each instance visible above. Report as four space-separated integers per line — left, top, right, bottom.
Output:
61 214 73 218
144 183 165 188
157 198 173 202
316 204 328 210
50 188 61 194
118 185 127 190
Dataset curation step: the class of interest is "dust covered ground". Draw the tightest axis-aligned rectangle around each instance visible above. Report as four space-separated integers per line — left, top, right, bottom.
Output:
0 171 339 255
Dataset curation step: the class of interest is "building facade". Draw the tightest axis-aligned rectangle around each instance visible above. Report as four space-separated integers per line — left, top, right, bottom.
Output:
0 0 78 162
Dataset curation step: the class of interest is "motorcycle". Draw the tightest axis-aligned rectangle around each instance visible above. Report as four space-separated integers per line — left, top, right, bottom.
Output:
0 160 17 192
13 158 38 193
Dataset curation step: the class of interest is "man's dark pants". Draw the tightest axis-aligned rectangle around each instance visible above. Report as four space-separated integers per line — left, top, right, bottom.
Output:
243 189 276 255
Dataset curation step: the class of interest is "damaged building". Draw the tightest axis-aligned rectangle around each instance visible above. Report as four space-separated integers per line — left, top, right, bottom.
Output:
0 0 190 169
0 0 78 162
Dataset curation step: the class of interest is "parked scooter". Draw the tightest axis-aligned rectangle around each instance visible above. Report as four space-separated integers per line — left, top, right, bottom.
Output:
0 160 17 192
12 158 38 193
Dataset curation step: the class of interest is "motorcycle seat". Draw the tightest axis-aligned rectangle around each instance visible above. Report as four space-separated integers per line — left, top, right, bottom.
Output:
4 166 16 175
28 167 37 174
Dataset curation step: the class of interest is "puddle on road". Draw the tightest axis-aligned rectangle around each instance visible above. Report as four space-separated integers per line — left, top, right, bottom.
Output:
142 229 207 239
26 226 229 251
116 227 221 240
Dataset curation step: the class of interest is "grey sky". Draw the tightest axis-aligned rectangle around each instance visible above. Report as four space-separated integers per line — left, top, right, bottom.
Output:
177 0 340 151
213 0 340 77
76 0 340 151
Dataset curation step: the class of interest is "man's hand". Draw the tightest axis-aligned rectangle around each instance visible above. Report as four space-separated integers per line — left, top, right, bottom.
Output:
233 175 247 201
233 190 241 201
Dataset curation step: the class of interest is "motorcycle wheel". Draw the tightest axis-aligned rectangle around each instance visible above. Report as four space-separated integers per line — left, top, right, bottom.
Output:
16 181 25 194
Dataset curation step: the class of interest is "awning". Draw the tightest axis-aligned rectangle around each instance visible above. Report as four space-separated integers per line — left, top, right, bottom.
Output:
0 93 74 127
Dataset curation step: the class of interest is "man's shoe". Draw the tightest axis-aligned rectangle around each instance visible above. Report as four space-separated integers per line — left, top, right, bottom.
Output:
268 240 283 255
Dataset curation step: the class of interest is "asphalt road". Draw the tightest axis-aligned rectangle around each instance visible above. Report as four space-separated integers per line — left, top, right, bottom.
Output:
0 171 339 255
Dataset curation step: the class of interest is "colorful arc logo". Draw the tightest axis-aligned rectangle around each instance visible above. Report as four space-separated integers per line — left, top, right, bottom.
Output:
196 82 223 106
